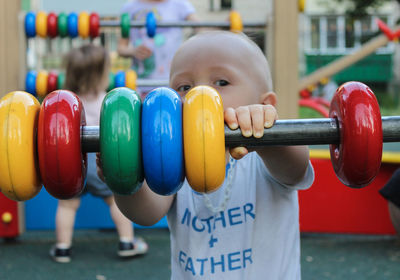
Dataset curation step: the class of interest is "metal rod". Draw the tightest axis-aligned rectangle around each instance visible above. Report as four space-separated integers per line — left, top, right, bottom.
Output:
100 20 266 29
136 79 168 87
81 117 400 153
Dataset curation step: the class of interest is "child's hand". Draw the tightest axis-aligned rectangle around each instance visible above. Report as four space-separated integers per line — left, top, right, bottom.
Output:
133 45 152 60
224 104 278 160
96 153 106 182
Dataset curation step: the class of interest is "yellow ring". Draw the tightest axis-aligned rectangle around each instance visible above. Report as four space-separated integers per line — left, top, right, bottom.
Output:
36 70 48 98
125 69 137 90
78 12 90 39
36 11 48 38
299 0 306 12
183 86 225 193
229 11 243 33
0 91 41 201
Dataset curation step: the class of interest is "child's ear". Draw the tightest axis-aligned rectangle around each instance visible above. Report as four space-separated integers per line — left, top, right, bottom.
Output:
260 92 277 106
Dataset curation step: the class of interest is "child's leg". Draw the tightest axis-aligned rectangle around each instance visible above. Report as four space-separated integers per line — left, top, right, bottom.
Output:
104 195 134 241
55 198 81 247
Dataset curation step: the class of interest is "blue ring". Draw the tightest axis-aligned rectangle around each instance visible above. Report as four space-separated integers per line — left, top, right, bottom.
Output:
114 71 126 88
146 12 157 38
25 12 36 38
142 87 184 195
25 71 37 96
67 12 78 38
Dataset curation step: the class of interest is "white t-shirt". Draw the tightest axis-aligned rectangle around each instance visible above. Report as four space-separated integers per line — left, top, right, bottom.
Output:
167 152 315 280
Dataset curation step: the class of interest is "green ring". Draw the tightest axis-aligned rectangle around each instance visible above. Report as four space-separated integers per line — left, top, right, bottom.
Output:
57 73 65 89
100 87 143 195
121 13 130 39
108 72 115 91
58 13 68 38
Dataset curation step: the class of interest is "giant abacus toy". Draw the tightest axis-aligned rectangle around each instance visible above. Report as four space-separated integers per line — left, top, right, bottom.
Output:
0 81 397 203
24 10 265 39
25 70 168 97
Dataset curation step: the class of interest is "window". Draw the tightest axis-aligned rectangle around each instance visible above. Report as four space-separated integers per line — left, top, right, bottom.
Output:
327 17 338 48
221 0 232 9
345 18 355 48
311 18 320 49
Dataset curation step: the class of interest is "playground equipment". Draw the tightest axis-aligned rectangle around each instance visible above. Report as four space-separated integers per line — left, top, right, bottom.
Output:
25 70 168 97
0 81 397 201
24 11 264 39
299 19 399 91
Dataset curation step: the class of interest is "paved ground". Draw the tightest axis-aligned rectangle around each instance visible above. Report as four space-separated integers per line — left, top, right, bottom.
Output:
1 229 400 280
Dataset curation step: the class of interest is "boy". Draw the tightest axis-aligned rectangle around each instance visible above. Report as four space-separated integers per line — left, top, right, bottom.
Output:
109 31 314 279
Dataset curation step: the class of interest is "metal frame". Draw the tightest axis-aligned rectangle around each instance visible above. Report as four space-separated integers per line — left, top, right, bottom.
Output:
80 116 400 153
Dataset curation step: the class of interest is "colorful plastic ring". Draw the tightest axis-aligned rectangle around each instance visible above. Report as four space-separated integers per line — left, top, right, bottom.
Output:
25 12 36 38
299 0 306 12
100 88 143 195
36 71 48 98
146 12 157 38
329 82 383 188
47 72 58 93
183 86 225 193
38 90 87 199
142 88 184 195
58 12 68 38
120 13 130 39
114 71 126 88
108 72 115 91
0 91 41 201
78 12 90 39
36 11 48 38
67 12 78 38
89 12 100 38
125 69 137 90
229 11 243 33
25 71 37 96
57 72 65 89
47 12 58 38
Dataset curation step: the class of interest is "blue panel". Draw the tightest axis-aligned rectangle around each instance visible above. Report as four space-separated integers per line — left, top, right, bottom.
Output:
25 188 168 230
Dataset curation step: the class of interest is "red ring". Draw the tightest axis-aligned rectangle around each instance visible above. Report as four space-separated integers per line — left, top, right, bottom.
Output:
329 82 382 188
47 12 58 38
89 13 100 38
38 90 87 199
47 72 58 94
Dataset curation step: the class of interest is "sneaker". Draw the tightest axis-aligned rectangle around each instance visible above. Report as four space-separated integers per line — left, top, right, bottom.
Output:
49 245 71 263
118 237 148 258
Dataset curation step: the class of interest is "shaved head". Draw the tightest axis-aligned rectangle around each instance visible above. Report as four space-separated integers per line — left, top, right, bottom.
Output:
171 31 273 93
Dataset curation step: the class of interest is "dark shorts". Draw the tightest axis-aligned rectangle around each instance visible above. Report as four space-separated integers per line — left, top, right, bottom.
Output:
81 153 113 198
380 168 400 208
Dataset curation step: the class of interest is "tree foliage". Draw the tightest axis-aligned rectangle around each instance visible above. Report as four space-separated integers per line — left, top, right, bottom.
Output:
329 0 400 18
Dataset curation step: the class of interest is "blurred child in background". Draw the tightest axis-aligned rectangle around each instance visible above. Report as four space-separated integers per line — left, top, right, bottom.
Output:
118 0 198 96
50 44 148 263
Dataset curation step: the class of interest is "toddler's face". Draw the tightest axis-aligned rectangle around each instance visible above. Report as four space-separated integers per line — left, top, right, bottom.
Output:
170 33 269 109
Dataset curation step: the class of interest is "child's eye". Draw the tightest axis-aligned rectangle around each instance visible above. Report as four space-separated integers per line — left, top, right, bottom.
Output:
215 80 229 86
177 85 191 92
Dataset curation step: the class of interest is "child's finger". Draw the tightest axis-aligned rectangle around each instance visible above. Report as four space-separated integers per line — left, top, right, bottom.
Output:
236 106 252 137
264 104 278 128
224 107 238 130
229 147 248 160
249 105 264 138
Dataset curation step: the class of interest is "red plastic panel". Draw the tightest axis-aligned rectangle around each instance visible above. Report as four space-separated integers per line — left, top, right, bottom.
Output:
0 192 20 237
299 158 397 234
